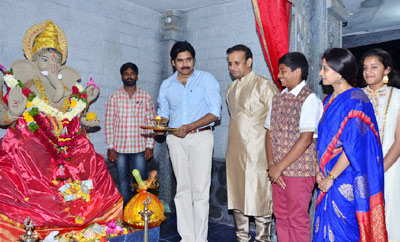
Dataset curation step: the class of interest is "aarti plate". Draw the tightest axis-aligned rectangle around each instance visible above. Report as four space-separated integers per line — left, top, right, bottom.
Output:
140 126 181 132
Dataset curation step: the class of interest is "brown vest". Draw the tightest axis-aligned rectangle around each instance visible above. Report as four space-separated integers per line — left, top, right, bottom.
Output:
270 85 316 177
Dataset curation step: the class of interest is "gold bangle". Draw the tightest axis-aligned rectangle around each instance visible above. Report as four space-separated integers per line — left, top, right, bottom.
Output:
328 172 337 180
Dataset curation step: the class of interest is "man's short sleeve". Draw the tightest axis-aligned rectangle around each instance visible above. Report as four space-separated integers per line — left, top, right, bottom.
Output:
299 93 323 134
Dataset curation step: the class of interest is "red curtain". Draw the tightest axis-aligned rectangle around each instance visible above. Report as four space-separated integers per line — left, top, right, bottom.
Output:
253 0 291 90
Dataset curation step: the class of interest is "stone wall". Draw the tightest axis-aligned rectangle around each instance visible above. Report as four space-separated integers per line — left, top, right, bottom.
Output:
1 0 348 228
184 0 273 160
0 0 271 168
0 0 271 218
289 0 346 98
0 0 163 155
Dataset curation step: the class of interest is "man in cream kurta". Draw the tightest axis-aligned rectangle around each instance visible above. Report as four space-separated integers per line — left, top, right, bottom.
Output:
226 45 279 242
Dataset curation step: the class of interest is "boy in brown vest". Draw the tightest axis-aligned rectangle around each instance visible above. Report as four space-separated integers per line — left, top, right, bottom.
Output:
265 52 323 242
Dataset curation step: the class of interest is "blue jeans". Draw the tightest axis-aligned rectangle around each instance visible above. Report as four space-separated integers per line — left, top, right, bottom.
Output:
116 152 147 205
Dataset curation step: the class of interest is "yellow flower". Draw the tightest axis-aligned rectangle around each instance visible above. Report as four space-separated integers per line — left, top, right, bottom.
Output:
70 99 78 108
85 112 97 121
26 116 34 123
75 216 85 224
24 197 30 201
26 101 34 109
23 112 34 123
52 180 59 186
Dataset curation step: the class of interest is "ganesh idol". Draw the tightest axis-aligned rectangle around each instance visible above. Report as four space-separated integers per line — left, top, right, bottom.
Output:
0 20 122 241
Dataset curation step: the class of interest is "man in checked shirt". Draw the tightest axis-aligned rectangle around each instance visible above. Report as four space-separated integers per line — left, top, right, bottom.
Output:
105 62 155 206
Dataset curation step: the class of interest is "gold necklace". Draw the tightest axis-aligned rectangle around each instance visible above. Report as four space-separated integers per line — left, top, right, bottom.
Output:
380 87 393 142
34 78 71 113
327 92 337 105
62 97 71 113
33 78 71 136
33 78 50 104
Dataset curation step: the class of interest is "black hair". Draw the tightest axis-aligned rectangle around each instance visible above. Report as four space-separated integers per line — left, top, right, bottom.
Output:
322 48 358 86
170 41 196 60
359 48 400 88
278 52 309 80
226 44 253 60
120 62 138 76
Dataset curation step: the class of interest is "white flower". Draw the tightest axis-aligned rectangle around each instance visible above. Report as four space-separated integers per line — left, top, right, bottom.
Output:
3 74 18 88
76 84 84 92
0 74 86 125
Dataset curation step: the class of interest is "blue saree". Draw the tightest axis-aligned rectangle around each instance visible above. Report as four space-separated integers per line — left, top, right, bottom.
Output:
313 88 387 242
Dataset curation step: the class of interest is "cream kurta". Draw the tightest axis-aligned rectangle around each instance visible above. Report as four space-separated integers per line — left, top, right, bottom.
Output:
364 85 400 242
226 71 278 216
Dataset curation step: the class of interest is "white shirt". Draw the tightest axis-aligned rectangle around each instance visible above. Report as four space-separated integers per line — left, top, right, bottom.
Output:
264 81 323 136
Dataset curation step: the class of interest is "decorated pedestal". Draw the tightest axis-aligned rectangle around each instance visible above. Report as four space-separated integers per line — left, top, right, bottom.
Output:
123 170 166 229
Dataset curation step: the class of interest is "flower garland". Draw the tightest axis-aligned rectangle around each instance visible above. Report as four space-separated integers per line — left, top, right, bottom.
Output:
57 220 132 242
3 71 88 128
2 71 89 181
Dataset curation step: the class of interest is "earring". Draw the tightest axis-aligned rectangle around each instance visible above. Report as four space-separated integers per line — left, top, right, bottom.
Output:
338 76 342 84
383 75 389 84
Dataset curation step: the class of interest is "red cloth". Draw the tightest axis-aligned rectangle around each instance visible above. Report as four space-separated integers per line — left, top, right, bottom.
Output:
272 176 315 242
0 116 122 240
253 0 291 90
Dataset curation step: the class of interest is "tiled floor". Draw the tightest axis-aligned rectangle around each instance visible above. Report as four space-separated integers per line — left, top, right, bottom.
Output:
159 213 255 242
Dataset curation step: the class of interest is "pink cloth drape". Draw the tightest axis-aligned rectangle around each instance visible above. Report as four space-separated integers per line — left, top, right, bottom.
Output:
253 0 291 90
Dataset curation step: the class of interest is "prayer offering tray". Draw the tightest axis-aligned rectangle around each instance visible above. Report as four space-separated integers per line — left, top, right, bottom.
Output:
140 126 182 132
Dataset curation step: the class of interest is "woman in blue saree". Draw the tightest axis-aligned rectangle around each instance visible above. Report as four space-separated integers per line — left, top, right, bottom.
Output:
314 48 387 241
